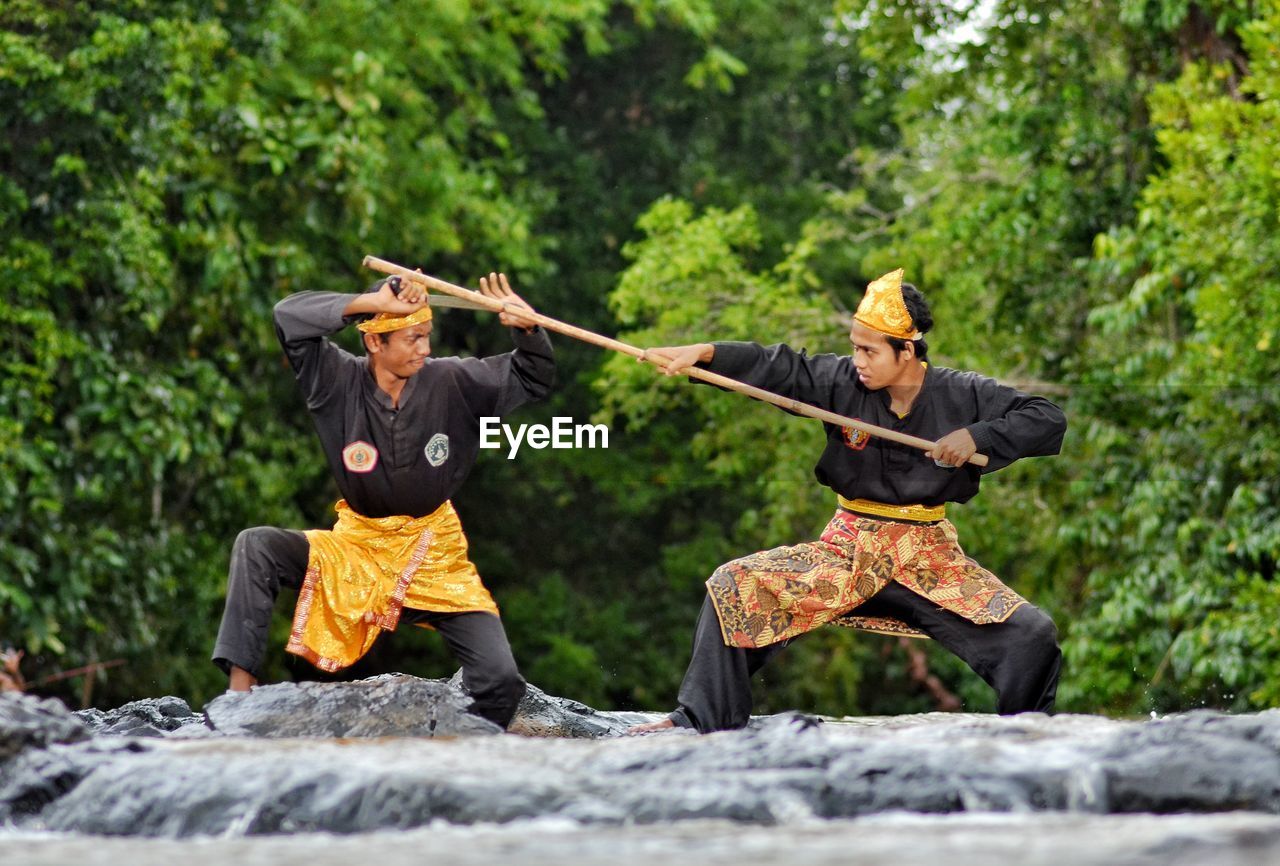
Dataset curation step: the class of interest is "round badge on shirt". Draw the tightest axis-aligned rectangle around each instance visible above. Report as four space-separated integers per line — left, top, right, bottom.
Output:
342 440 379 473
425 433 450 467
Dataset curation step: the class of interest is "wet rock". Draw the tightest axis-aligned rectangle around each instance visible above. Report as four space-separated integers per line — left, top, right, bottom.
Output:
0 738 143 822
29 736 576 836
4 683 1280 839
203 673 501 738
464 673 661 738
0 693 90 763
1145 708 1280 752
76 696 208 738
1100 712 1280 813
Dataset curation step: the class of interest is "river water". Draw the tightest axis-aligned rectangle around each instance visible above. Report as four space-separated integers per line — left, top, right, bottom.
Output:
7 812 1280 866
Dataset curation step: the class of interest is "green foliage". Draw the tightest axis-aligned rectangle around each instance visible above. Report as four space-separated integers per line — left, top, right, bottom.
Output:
1060 8 1280 712
598 197 837 542
595 0 1279 716
1 1 261 700
464 0 912 712
4 0 1277 719
0 0 721 705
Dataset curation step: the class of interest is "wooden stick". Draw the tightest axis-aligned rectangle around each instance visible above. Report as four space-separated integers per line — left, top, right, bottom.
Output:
32 658 124 687
362 256 989 467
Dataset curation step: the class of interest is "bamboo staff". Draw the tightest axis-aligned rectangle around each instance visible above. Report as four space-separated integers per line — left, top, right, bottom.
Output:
362 256 989 467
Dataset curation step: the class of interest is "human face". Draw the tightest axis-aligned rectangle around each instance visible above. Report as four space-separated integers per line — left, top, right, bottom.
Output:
367 321 433 379
849 319 915 390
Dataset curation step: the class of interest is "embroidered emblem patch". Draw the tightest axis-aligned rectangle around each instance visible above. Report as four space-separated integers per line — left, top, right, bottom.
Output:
424 433 450 467
342 440 379 473
842 425 870 451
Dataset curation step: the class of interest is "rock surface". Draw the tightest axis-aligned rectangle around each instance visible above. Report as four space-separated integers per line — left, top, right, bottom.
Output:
76 696 208 738
2 681 1280 840
203 674 501 738
200 672 660 740
481 673 661 738
0 692 90 762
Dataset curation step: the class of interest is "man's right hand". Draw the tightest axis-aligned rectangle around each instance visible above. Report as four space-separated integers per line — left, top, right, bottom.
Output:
344 275 429 317
375 275 428 314
642 343 715 376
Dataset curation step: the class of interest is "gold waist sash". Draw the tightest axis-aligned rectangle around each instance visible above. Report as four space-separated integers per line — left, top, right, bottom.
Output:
837 495 946 523
286 499 497 673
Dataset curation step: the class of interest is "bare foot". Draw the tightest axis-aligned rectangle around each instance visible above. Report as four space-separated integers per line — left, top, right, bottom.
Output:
627 718 676 735
228 665 258 692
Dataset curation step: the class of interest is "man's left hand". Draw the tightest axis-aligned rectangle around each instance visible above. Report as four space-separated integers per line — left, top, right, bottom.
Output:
928 428 977 468
479 272 537 332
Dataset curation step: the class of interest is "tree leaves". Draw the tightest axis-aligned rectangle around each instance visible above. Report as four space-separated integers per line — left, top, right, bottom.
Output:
4 0 1276 716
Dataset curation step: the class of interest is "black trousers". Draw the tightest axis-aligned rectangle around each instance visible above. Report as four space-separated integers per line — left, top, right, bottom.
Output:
669 582 1062 733
211 527 526 728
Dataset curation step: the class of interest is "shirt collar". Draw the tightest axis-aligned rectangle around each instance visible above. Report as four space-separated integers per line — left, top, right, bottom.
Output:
362 359 421 410
879 361 930 418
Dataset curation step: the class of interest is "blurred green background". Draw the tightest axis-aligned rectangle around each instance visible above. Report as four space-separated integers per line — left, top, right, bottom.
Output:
2 0 1277 716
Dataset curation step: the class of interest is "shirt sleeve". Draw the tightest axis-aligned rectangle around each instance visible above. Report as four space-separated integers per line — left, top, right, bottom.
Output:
452 325 556 418
698 341 844 411
273 291 361 410
963 374 1067 473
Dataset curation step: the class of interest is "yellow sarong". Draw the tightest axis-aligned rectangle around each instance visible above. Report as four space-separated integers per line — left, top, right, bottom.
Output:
286 499 498 672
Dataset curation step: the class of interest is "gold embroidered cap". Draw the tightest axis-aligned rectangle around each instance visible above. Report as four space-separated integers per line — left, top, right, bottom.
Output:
853 268 920 340
356 305 433 334
356 276 433 334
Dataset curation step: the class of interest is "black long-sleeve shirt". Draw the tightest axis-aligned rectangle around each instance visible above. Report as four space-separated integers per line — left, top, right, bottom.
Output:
701 342 1066 506
274 291 555 518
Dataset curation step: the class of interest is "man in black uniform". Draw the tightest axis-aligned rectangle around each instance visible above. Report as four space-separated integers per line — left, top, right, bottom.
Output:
632 269 1065 733
212 272 553 728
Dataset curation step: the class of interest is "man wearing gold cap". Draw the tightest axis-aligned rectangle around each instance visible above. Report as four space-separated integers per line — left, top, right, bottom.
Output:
212 272 554 729
632 270 1066 733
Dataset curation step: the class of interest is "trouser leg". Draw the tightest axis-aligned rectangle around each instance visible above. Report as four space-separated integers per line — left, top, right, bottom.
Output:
405 609 526 729
669 595 789 733
854 582 1062 713
211 527 309 678
970 602 1061 713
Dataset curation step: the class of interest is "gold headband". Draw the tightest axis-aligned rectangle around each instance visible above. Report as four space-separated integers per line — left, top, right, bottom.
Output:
355 304 433 334
854 268 920 340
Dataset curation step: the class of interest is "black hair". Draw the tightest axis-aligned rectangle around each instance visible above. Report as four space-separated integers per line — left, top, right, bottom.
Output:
885 282 932 360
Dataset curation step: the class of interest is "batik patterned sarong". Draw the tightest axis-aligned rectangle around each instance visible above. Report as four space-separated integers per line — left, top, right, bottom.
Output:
706 509 1026 648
